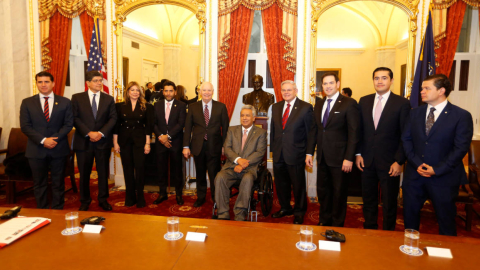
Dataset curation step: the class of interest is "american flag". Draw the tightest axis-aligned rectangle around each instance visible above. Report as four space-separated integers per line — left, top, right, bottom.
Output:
86 17 109 93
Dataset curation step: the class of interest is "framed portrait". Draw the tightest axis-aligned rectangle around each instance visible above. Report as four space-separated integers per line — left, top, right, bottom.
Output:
315 68 341 97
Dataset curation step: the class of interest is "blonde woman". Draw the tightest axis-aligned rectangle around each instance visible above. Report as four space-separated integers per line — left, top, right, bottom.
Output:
113 81 153 208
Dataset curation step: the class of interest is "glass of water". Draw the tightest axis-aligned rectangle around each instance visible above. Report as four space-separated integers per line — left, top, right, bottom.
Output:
300 226 313 249
166 216 180 239
63 212 82 235
404 229 420 254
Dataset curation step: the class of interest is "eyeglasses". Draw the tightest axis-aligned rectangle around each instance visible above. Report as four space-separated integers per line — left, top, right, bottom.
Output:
90 79 103 83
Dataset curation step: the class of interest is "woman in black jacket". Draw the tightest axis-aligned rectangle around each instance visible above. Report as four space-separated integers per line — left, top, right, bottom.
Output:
113 81 153 208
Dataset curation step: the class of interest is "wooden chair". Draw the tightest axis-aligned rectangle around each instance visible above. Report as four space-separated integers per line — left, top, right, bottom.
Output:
460 140 480 231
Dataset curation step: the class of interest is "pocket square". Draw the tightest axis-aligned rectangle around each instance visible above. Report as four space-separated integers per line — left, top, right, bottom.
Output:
334 112 340 114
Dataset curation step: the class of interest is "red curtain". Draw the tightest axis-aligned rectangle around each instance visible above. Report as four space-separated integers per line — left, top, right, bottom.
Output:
435 1 467 76
262 3 295 102
79 11 95 57
47 12 72 96
218 5 254 118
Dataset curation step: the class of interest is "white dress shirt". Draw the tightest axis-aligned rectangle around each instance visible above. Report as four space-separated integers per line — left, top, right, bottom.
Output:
39 92 54 144
234 125 254 164
426 99 448 122
372 90 391 118
87 89 104 137
322 91 340 123
282 97 297 117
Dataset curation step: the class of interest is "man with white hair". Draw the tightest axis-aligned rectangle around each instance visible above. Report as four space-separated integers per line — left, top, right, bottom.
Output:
215 105 267 221
183 82 229 207
270 80 313 224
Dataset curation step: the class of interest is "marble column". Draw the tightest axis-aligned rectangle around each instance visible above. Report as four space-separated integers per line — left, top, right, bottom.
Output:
163 44 181 84
0 0 31 162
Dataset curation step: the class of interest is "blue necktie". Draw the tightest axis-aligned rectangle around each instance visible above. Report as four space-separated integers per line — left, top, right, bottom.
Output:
323 99 332 128
92 94 97 119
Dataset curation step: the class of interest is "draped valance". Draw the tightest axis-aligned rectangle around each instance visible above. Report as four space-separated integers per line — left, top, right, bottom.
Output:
219 0 297 16
432 0 480 9
39 0 106 22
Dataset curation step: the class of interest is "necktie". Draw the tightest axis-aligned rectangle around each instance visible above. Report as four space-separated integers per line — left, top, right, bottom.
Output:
323 99 332 128
204 105 209 140
374 96 383 129
282 103 291 129
92 94 98 119
241 129 248 151
425 107 436 135
44 97 50 122
165 102 171 124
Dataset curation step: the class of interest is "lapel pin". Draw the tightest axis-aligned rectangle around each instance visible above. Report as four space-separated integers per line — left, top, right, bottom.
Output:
445 112 447 114
124 114 126 116
174 104 177 107
295 107 297 109
339 101 342 103
55 102 58 105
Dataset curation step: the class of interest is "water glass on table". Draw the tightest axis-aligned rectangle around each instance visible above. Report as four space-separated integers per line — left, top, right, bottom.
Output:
62 212 82 235
404 229 420 254
300 226 313 249
166 216 180 240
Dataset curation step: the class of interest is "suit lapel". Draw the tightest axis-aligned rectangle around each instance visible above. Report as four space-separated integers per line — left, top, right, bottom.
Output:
326 94 343 127
427 102 451 138
158 100 166 125
97 92 107 119
376 93 395 129
49 94 59 122
83 92 96 121
168 99 177 123
365 95 375 129
32 95 47 123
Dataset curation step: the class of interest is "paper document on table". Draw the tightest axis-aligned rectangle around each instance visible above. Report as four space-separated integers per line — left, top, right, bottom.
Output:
0 217 51 248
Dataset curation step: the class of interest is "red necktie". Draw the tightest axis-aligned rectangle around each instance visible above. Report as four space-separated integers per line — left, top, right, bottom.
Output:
282 103 290 129
44 97 50 122
204 105 209 140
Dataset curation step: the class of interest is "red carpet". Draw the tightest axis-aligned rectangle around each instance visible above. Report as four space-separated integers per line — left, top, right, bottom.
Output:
1 170 479 238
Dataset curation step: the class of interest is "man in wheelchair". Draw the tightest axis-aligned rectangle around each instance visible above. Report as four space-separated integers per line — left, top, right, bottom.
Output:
214 105 267 221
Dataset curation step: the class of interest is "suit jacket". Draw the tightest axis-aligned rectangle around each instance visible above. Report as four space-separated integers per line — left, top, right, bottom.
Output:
307 94 360 167
20 94 73 158
145 89 153 102
114 101 153 147
402 102 473 186
150 91 164 103
222 125 267 178
357 92 410 168
153 99 186 150
183 100 229 157
186 96 198 105
270 98 313 165
71 91 117 151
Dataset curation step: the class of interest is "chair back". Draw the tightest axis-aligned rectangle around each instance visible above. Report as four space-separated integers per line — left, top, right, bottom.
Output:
7 128 28 158
468 140 480 198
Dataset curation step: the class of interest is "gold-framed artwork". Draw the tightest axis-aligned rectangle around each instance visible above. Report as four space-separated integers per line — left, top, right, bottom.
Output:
315 68 341 96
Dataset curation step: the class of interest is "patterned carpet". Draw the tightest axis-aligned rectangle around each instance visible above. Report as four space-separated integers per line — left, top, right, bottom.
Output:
1 169 479 238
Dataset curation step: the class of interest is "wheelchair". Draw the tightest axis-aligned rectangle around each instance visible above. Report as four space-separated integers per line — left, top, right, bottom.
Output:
212 161 274 221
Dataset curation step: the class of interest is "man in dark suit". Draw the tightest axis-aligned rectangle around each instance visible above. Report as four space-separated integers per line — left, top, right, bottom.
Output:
402 74 473 236
145 82 153 102
71 70 117 211
306 72 360 227
150 80 166 103
270 80 313 224
153 80 186 205
355 67 410 230
183 82 229 207
215 105 267 221
20 71 73 209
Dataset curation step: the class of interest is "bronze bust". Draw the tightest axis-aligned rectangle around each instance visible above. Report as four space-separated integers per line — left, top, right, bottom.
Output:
242 75 275 117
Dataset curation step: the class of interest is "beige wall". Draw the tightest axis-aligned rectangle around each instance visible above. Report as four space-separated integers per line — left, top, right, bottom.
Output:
122 36 164 86
178 21 200 99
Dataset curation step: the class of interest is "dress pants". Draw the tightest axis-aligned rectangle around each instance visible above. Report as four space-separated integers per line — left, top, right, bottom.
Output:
273 152 307 217
28 156 66 209
120 139 146 205
403 178 459 236
193 140 221 202
76 145 111 205
215 169 255 220
317 154 349 227
362 161 400 230
157 142 184 195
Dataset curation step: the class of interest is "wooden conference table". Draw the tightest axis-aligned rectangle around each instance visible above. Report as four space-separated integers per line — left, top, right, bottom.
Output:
1 207 479 270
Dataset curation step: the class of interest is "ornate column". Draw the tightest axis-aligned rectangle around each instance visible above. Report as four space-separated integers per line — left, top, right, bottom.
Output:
163 44 182 84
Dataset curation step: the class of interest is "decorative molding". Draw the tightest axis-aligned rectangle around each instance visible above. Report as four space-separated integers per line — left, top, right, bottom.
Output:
395 38 409 50
375 46 396 52
190 45 199 51
163 43 182 49
122 26 164 47
316 48 365 55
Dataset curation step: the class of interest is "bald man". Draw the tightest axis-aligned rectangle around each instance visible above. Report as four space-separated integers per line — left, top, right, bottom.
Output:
183 82 229 207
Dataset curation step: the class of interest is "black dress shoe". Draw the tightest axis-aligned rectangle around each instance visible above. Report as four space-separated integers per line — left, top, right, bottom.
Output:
293 215 304 224
136 200 146 208
176 195 184 206
79 203 89 211
193 198 205 207
124 201 136 207
271 209 293 218
317 222 332 226
99 201 112 211
153 195 168 205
